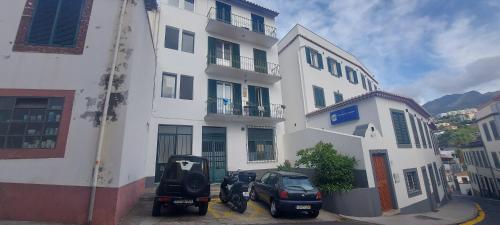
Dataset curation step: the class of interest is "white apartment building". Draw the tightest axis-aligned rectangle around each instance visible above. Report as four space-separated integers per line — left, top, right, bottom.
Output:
463 96 500 199
278 25 447 216
0 0 157 224
145 0 285 185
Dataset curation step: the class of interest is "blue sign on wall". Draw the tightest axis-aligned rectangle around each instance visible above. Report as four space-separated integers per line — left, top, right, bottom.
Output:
330 105 359 125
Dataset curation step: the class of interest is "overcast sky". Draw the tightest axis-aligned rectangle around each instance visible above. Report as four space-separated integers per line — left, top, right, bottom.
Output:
252 0 500 103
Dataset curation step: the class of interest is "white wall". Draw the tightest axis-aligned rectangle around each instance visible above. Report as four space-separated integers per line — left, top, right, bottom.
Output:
144 0 284 178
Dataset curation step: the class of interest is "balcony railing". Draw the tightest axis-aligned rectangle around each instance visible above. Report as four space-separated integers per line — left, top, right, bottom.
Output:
207 54 280 78
207 7 277 39
207 98 285 119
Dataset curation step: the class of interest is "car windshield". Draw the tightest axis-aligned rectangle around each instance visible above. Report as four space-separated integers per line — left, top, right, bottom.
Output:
164 157 208 180
282 176 314 191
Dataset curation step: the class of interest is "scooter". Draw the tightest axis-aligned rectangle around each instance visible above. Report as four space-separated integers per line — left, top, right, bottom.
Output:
219 170 256 213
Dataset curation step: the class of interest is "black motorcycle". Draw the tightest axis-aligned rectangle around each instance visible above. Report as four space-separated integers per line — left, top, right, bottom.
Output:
219 170 256 213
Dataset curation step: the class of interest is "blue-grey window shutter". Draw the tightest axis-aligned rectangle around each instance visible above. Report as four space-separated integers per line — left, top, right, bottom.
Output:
52 0 85 46
353 70 358 84
262 87 270 117
233 83 242 115
336 62 342 77
345 67 351 81
327 58 332 74
317 52 323 69
207 79 217 113
305 47 311 64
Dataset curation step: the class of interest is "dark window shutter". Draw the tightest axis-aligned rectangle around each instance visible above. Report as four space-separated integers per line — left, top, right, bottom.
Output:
262 87 270 117
353 70 358 84
248 85 257 116
251 14 264 33
361 75 367 89
313 86 325 108
165 26 179 49
232 43 240 68
207 79 217 113
28 0 60 45
233 83 242 115
305 47 311 64
207 37 216 64
336 62 342 77
52 0 85 46
179 75 194 100
253 49 268 74
345 66 351 81
317 52 323 69
327 58 333 74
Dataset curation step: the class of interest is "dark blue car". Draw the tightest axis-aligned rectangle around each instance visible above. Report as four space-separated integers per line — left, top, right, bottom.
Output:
250 171 322 218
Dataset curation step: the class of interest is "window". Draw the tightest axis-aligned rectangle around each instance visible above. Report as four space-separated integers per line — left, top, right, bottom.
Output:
165 26 179 50
179 75 193 100
417 119 427 148
313 86 325 108
155 124 193 182
390 109 411 147
345 66 358 84
305 47 323 69
367 80 373 91
491 152 500 169
433 162 441 185
181 31 195 53
334 92 343 103
184 0 194 11
489 120 500 140
361 74 367 89
162 73 177 98
327 57 342 77
251 14 265 33
0 90 74 159
207 37 240 68
253 49 268 74
404 168 422 197
13 0 93 54
409 114 421 148
168 0 179 7
480 151 489 168
248 128 275 161
482 123 492 141
424 123 432 149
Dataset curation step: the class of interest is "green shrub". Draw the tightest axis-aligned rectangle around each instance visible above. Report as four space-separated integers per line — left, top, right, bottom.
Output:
277 160 293 171
295 142 356 194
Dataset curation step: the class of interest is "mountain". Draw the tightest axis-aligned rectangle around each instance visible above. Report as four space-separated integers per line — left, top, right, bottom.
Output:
423 90 500 116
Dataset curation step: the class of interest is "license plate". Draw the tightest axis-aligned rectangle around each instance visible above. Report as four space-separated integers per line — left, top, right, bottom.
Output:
242 192 249 197
173 199 193 204
296 205 311 210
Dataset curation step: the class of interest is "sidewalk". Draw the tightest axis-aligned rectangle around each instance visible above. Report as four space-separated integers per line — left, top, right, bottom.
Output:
341 198 478 225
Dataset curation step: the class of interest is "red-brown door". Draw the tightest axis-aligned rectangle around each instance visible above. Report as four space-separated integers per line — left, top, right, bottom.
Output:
373 155 394 211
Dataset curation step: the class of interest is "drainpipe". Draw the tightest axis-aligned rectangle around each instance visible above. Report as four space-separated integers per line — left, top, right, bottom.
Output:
87 0 128 224
296 45 309 128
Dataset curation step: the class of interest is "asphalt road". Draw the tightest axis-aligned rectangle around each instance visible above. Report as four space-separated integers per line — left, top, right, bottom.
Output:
454 195 500 225
253 222 372 225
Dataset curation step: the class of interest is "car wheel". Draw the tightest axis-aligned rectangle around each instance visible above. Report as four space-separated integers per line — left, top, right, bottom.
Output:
250 187 258 201
198 203 208 216
309 210 319 218
152 199 161 217
270 199 280 218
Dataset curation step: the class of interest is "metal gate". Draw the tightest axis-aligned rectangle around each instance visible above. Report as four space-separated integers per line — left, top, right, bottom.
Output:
155 125 193 182
202 127 226 183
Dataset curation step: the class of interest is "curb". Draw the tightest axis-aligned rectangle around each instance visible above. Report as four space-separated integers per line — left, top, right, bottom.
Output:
458 203 484 225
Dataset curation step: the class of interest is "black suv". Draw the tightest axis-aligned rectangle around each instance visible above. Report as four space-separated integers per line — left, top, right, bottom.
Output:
152 155 211 216
250 171 322 218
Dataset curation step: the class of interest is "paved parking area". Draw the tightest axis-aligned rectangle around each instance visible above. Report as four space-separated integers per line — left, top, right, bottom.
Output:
119 197 340 225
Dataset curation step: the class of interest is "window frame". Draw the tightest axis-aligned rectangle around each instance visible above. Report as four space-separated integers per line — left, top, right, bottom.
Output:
165 25 180 50
0 89 74 159
390 109 412 148
161 73 177 98
181 30 195 53
334 91 343 104
179 75 194 100
403 168 422 197
184 0 194 11
247 127 276 162
13 0 93 55
409 114 421 148
313 86 325 108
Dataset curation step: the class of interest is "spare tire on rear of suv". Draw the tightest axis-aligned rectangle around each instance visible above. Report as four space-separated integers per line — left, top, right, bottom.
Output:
183 171 209 196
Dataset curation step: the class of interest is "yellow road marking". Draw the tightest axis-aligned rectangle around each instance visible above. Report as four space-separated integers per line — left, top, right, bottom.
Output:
460 203 485 225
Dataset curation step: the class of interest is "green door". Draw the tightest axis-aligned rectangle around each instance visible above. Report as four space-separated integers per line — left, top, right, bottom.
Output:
202 126 227 183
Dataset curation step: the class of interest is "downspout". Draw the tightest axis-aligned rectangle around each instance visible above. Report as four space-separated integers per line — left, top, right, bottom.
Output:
87 0 128 224
297 45 310 128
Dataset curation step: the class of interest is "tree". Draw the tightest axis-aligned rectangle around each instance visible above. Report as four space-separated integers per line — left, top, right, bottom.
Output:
295 142 357 194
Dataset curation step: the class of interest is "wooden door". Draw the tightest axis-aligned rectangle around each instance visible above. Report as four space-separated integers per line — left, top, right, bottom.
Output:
373 155 394 211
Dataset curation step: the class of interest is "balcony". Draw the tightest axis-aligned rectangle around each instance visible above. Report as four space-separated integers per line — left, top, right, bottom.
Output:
206 55 281 84
206 7 278 48
205 98 285 125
